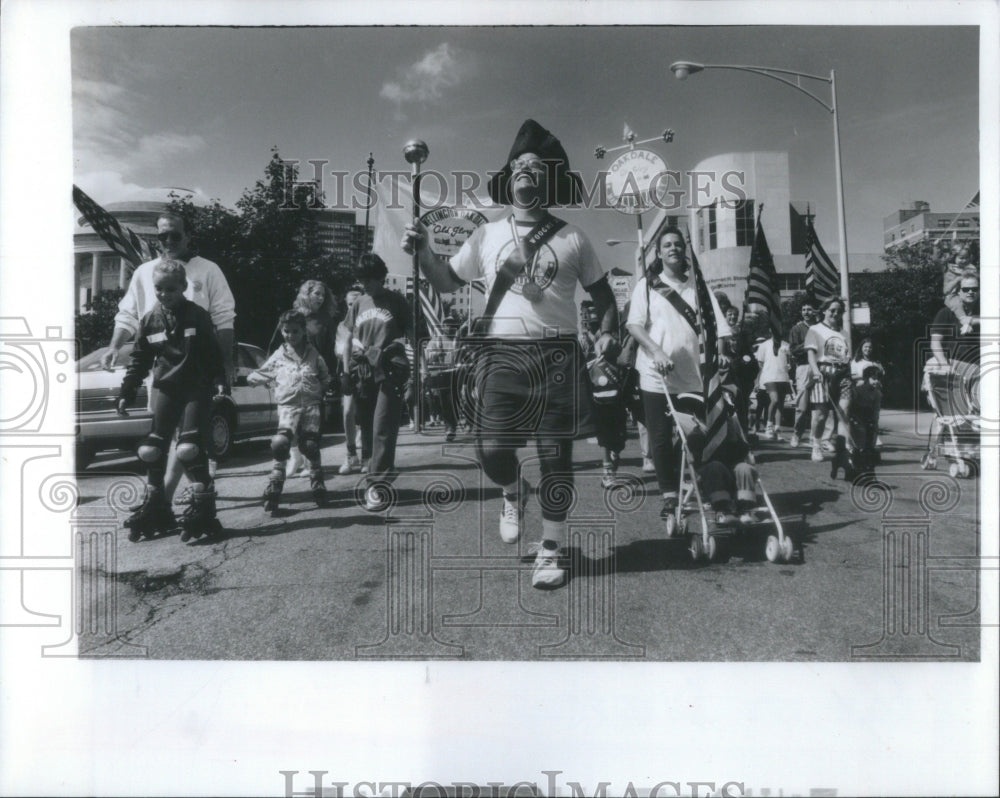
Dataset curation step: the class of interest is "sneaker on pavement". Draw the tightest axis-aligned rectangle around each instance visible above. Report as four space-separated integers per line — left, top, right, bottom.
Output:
531 541 566 588
811 445 824 462
364 485 387 512
789 433 800 448
600 466 621 490
499 496 523 543
642 457 656 473
338 454 361 475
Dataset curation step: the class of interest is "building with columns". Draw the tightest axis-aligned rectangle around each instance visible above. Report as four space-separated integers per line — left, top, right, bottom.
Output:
73 187 213 312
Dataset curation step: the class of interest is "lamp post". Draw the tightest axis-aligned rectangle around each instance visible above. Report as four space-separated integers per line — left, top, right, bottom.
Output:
670 60 851 346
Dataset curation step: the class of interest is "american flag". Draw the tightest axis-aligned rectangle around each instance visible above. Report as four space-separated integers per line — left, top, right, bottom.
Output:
73 184 156 267
744 212 783 337
804 214 839 304
689 238 729 462
418 281 446 338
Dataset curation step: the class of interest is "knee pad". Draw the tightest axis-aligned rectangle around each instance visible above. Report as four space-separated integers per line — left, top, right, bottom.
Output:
137 434 167 463
175 431 202 463
271 428 294 459
298 431 321 459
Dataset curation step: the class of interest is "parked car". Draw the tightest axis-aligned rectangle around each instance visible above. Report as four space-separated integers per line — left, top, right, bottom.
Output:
75 342 282 469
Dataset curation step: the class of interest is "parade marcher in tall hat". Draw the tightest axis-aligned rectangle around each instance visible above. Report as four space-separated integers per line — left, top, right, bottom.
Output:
402 118 618 589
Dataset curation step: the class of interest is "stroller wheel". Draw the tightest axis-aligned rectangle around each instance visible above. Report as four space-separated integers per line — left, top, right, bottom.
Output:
689 535 704 561
765 535 780 563
665 514 677 538
779 535 794 563
950 460 971 479
705 535 718 562
948 462 960 478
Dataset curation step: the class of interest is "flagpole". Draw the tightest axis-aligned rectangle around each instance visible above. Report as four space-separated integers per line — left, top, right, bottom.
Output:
404 139 429 433
363 152 375 249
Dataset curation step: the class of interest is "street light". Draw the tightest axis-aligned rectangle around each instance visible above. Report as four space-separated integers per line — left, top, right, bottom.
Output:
670 59 852 345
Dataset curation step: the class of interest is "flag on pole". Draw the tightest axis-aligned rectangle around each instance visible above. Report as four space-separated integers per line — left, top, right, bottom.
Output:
804 213 839 304
73 184 157 267
744 211 783 336
689 236 730 462
419 280 446 337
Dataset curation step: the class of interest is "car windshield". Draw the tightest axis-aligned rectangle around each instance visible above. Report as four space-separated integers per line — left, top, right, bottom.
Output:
77 343 135 372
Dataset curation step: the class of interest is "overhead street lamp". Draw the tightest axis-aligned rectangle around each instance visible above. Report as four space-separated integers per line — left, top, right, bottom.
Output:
670 60 852 345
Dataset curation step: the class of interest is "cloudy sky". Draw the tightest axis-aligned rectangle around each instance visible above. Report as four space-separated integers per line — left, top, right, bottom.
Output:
72 23 981 267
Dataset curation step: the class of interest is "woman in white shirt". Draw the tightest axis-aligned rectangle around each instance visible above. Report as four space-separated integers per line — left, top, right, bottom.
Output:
755 329 792 440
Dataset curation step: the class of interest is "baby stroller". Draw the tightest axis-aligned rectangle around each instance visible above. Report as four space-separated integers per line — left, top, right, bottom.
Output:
661 381 793 563
920 360 980 478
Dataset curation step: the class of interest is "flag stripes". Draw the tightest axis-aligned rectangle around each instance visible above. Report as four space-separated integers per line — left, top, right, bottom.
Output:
419 282 445 338
745 213 783 336
73 184 156 268
804 216 839 304
689 240 729 462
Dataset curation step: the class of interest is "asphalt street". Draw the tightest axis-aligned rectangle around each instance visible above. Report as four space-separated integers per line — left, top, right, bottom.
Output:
75 410 981 661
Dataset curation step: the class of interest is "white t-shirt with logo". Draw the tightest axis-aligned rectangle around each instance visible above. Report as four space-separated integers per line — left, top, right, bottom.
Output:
804 322 849 366
626 271 731 394
449 216 605 338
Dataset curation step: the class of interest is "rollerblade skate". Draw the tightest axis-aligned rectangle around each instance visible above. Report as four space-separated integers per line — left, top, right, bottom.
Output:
123 486 176 542
310 471 328 507
179 483 221 543
263 468 285 515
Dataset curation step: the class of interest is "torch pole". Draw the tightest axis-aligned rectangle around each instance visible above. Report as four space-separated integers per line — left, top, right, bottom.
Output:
403 139 428 433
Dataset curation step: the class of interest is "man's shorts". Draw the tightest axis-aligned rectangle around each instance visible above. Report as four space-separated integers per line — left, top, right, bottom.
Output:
467 338 595 439
277 403 322 435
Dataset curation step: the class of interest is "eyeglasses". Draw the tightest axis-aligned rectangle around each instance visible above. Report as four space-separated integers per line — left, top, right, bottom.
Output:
960 286 979 293
157 231 184 244
510 157 547 173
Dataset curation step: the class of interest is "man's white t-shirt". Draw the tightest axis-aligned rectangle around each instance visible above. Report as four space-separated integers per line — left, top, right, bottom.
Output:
449 216 605 338
804 323 849 366
114 255 236 336
627 270 731 394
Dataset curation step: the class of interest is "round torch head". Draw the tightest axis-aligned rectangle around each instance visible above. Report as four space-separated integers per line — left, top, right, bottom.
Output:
403 139 429 165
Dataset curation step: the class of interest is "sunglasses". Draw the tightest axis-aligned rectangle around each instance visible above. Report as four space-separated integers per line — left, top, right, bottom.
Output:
510 157 547 173
157 231 184 244
960 286 979 293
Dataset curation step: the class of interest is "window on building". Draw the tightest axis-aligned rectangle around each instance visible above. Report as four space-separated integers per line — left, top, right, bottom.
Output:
734 199 755 246
708 202 717 250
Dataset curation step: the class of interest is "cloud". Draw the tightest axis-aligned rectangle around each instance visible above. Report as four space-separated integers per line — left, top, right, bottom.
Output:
73 78 207 182
380 43 466 107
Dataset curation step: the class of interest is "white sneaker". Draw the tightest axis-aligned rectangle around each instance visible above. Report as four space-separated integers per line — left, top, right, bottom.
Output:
531 541 566 588
642 457 655 473
789 433 800 448
762 423 776 440
811 445 824 462
499 497 523 543
338 454 361 475
364 485 387 512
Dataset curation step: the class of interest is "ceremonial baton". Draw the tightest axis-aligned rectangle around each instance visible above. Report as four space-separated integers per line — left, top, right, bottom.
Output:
404 139 429 433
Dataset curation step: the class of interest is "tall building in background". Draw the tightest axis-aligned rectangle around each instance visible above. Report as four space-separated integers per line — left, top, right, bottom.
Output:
314 208 374 269
883 200 980 250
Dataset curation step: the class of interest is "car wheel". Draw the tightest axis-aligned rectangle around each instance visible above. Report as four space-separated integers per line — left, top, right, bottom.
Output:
210 409 234 461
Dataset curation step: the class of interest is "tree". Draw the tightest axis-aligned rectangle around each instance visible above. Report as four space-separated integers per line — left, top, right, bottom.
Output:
76 288 126 356
168 148 356 349
851 241 945 409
